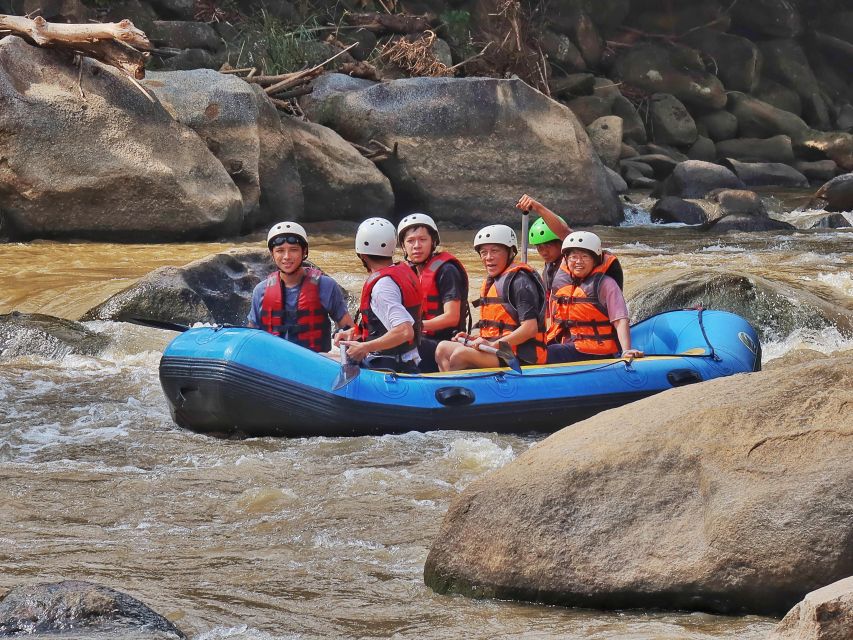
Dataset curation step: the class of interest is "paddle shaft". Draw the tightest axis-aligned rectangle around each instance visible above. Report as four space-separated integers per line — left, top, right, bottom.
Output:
520 209 529 264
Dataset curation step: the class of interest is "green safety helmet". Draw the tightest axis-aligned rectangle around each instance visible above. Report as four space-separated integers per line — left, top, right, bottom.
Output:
528 216 564 245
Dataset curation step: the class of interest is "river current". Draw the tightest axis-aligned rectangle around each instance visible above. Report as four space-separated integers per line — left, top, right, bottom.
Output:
1 204 851 639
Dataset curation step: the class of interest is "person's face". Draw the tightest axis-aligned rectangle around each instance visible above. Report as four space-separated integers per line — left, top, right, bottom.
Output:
535 240 562 264
564 249 596 279
478 244 511 278
403 226 434 265
272 242 305 275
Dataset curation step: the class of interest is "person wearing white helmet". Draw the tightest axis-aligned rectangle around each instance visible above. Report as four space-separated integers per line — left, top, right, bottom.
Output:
396 212 469 373
335 217 423 373
545 230 642 363
434 224 547 371
247 221 353 353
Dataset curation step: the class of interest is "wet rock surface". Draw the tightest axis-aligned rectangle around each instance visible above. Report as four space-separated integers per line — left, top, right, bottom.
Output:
0 312 111 360
768 576 853 640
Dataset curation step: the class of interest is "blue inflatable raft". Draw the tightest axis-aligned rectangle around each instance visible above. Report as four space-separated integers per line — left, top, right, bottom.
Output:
158 309 761 438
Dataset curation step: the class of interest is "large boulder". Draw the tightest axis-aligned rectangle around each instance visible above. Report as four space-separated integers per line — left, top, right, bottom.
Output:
710 213 797 233
650 196 706 225
758 40 831 130
585 116 623 169
301 75 623 226
715 135 795 165
768 577 853 640
0 312 111 360
627 268 853 340
81 248 276 326
721 159 809 188
0 580 185 638
424 353 853 615
0 37 243 241
727 92 809 140
815 173 853 212
753 78 803 117
149 20 222 51
286 118 394 222
647 93 696 147
794 131 853 172
144 69 303 231
655 160 746 199
730 0 802 39
612 42 727 111
794 160 838 184
696 111 738 142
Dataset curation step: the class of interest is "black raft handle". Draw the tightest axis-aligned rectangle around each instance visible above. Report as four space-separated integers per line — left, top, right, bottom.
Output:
667 369 703 387
435 386 476 407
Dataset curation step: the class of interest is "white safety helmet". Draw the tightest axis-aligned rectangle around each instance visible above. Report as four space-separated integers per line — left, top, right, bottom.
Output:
562 231 602 257
355 217 396 257
397 212 440 246
267 221 308 250
473 224 518 252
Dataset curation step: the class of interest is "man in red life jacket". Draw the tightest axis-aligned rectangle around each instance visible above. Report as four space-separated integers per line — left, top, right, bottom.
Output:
335 217 424 374
435 224 547 371
396 213 469 373
247 221 353 352
546 231 643 363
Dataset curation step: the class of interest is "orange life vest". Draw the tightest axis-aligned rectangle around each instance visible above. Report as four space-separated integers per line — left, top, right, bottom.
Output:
260 268 331 352
356 262 423 356
475 263 547 365
546 253 621 355
416 252 469 340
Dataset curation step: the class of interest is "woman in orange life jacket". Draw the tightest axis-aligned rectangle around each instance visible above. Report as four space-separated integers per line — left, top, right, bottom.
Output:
545 231 643 364
247 221 354 352
396 213 469 373
335 217 424 374
434 224 548 372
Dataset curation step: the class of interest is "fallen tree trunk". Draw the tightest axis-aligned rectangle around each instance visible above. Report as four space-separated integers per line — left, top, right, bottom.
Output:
0 14 150 78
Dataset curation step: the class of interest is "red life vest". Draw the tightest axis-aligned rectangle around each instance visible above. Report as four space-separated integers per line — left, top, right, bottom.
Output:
259 268 332 352
475 263 547 365
356 263 423 356
416 251 469 339
546 253 622 355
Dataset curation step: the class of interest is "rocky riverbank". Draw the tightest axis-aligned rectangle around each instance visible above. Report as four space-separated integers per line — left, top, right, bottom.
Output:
0 0 851 241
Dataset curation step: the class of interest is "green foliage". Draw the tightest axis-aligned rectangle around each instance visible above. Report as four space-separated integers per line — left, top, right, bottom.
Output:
440 9 476 61
237 10 323 75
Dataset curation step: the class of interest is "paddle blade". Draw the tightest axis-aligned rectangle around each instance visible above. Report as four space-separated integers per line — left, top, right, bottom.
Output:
126 317 190 332
331 363 360 391
496 341 522 374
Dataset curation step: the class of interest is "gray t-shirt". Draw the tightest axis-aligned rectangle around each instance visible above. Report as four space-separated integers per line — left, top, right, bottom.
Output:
370 276 420 363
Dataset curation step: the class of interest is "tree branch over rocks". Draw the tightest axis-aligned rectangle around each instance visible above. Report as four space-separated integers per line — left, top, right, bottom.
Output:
343 11 434 34
0 14 151 79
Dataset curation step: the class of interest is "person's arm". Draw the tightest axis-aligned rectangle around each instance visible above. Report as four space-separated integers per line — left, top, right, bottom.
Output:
423 262 466 333
475 317 537 348
612 318 643 358
516 194 573 240
423 300 461 333
343 323 414 361
341 277 414 361
598 277 642 358
246 282 264 328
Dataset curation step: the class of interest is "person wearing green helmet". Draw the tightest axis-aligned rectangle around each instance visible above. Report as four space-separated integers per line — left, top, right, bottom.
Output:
516 194 573 296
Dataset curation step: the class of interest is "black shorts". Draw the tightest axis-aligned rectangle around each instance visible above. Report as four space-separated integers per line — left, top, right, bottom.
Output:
546 343 614 364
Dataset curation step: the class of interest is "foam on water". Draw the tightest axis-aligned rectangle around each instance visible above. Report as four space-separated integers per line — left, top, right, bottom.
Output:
197 626 297 640
444 436 517 473
620 203 653 227
815 271 853 297
762 326 853 363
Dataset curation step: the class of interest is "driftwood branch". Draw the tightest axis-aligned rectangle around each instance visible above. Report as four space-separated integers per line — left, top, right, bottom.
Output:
0 14 151 78
349 139 397 162
263 42 357 95
343 12 433 34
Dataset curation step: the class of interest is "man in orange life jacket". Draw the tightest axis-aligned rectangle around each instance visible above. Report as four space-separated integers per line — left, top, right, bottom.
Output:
546 231 643 363
435 224 547 371
335 217 424 374
396 213 469 373
247 222 353 352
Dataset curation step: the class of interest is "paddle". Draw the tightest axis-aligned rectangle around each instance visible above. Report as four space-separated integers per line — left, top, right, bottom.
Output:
520 208 530 264
331 344 360 391
453 336 522 374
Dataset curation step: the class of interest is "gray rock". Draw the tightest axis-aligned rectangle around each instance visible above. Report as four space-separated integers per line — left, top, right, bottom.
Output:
639 143 689 162
586 116 623 169
731 0 802 39
816 11 853 45
647 93 697 147
103 0 158 33
287 118 394 222
611 94 647 144
656 160 746 198
0 37 242 241
815 173 853 212
716 135 795 164
150 20 222 51
696 110 738 142
550 73 595 99
722 158 809 188
794 131 853 172
711 213 796 233
566 95 611 126
794 160 839 183
809 213 851 229
631 1 730 36
149 0 194 19
727 92 809 140
708 189 768 219
541 30 586 72
759 39 831 130
156 48 221 72
0 312 111 360
604 166 628 194
650 196 706 225
619 143 638 159
630 154 678 179
591 77 621 109
682 28 762 93
752 78 803 117
21 0 89 21
302 75 623 226
340 27 378 62
584 0 630 33
425 351 853 615
144 69 303 231
620 159 654 179
837 103 853 131
686 136 716 163
768 576 853 640
612 42 727 110
0 580 185 638
81 248 275 326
